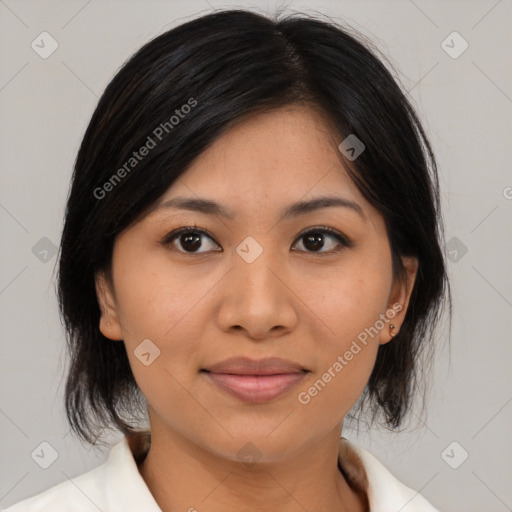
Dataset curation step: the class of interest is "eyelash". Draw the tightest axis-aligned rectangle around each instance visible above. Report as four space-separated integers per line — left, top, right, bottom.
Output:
160 223 353 256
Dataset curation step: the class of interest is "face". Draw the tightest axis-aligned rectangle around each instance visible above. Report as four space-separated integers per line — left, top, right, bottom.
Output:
96 106 417 463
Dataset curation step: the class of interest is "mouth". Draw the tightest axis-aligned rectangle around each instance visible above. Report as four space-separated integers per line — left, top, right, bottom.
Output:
201 356 309 404
202 371 308 403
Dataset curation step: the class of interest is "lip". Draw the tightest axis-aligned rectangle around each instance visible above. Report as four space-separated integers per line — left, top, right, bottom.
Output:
204 356 306 375
202 357 308 404
204 371 307 403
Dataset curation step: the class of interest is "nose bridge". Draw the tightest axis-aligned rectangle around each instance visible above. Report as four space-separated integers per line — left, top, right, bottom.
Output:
216 234 296 337
233 234 281 300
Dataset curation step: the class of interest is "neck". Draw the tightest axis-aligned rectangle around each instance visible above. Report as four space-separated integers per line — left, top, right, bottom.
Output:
136 426 368 512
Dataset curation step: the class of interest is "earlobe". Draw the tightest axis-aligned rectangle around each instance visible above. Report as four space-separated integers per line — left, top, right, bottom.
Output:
380 311 401 345
95 271 123 341
380 256 418 345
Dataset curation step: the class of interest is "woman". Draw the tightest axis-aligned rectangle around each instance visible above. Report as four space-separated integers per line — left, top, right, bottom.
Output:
4 8 450 512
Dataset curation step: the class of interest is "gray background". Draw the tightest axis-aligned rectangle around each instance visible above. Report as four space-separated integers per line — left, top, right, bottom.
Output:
1 0 511 510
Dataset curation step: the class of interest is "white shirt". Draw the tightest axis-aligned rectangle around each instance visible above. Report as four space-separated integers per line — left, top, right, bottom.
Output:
3 432 440 511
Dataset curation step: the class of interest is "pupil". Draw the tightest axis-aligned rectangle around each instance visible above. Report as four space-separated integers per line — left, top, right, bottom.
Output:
182 233 201 252
304 232 323 251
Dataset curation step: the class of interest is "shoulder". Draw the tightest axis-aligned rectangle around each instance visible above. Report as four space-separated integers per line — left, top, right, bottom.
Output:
2 433 159 512
1 461 110 512
339 437 441 512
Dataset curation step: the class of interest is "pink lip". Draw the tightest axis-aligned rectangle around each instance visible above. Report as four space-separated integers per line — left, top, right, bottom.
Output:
202 356 308 403
204 356 306 375
204 371 307 403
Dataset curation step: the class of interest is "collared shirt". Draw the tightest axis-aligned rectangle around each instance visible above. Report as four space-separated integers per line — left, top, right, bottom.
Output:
3 431 440 511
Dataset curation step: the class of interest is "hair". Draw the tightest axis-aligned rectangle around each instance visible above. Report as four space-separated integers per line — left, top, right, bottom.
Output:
56 8 451 446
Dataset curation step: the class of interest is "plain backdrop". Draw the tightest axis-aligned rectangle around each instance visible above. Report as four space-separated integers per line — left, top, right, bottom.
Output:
0 0 511 510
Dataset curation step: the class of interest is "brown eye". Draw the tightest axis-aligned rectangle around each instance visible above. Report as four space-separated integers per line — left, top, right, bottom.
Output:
161 225 352 255
292 227 352 254
162 227 221 254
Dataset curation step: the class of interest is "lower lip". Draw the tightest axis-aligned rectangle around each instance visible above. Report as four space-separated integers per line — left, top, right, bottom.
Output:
204 371 307 403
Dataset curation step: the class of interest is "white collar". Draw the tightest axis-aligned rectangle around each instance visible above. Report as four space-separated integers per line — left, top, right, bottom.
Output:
338 437 440 511
7 430 438 511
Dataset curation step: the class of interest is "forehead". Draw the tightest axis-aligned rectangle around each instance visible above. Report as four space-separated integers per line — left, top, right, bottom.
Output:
162 106 363 206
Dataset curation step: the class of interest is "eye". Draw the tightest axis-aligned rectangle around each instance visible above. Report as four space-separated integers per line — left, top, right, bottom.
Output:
161 225 352 255
161 225 221 254
292 226 352 254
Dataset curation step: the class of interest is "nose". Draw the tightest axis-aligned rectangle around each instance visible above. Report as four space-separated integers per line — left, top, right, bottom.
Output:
215 243 298 340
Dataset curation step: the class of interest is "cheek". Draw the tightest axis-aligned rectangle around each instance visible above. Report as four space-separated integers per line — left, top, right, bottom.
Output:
112 244 200 339
294 273 387 425
293 252 392 418
110 245 210 394
111 254 205 415
303 251 393 347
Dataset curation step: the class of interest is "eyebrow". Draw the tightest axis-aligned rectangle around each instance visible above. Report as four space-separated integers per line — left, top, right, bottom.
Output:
155 195 366 221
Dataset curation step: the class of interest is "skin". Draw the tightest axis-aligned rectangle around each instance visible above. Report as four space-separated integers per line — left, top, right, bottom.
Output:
96 105 418 512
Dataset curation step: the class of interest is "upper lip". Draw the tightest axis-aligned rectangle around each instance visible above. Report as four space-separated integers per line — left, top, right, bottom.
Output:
203 356 306 375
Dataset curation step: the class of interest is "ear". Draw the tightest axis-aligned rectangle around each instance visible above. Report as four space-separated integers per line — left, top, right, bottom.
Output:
95 270 123 341
380 256 418 345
